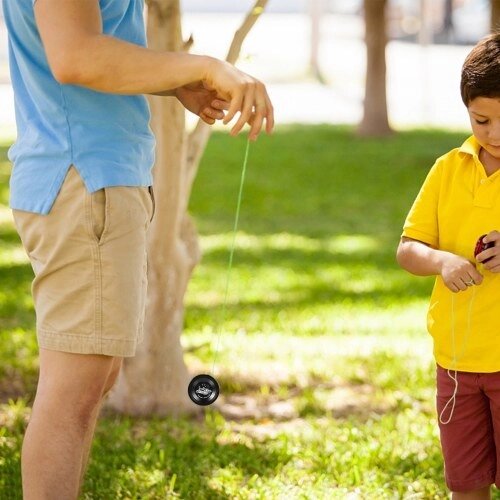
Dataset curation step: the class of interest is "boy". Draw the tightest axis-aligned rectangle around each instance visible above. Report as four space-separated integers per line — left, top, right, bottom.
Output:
397 33 500 498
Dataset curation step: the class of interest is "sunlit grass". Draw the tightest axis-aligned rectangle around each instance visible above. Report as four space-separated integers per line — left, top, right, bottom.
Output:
0 125 480 498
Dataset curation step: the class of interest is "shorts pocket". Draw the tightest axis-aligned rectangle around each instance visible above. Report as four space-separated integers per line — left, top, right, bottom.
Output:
90 188 109 245
148 186 155 223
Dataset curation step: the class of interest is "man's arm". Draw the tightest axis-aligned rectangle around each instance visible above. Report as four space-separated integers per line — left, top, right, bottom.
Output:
149 90 177 97
34 0 210 93
34 0 274 139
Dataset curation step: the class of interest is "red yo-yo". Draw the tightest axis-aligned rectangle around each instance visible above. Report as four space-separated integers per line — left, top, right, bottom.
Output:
474 234 495 263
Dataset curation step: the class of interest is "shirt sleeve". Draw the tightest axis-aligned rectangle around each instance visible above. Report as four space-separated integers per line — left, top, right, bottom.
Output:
401 159 443 248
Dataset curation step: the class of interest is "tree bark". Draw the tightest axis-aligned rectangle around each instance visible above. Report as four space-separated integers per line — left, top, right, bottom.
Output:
105 0 268 417
492 0 500 33
357 0 393 137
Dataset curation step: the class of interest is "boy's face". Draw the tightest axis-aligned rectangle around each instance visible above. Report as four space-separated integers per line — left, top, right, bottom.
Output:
468 97 500 159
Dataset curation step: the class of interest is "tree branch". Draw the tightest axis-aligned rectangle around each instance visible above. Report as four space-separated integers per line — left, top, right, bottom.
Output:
226 1 268 65
183 0 269 208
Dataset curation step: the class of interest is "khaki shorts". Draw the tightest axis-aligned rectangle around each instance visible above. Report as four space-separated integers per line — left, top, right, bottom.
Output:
11 165 155 357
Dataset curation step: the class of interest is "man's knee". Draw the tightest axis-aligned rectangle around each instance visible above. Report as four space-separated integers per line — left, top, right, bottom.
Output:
36 349 120 425
101 357 123 398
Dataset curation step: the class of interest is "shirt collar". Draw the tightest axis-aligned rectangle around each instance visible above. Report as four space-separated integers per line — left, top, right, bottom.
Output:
458 135 481 157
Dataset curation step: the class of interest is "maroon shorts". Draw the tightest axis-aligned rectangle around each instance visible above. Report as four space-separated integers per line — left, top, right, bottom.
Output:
436 363 500 492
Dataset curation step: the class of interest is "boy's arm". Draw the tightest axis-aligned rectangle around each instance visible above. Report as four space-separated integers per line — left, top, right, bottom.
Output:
33 0 274 139
396 237 483 292
396 237 447 276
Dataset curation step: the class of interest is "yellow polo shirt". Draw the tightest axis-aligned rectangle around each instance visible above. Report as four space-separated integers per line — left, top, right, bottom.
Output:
402 135 500 372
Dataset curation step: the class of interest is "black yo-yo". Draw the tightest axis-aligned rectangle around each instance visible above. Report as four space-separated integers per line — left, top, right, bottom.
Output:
474 234 495 263
188 374 219 406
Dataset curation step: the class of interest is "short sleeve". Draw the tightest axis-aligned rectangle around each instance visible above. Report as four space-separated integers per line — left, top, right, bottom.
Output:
401 160 443 248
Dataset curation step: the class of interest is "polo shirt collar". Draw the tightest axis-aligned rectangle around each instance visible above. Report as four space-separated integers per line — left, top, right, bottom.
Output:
458 135 481 157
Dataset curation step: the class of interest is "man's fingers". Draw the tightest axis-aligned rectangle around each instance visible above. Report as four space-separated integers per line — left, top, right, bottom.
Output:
203 106 224 120
212 99 230 110
263 91 274 134
223 92 243 125
200 111 215 125
215 77 274 139
230 86 256 136
249 101 266 141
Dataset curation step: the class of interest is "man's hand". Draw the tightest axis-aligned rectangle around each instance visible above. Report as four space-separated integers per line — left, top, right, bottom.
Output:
174 81 230 125
476 230 500 272
202 58 274 141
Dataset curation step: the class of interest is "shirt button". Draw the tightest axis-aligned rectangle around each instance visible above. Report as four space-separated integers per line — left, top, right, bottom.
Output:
481 179 487 184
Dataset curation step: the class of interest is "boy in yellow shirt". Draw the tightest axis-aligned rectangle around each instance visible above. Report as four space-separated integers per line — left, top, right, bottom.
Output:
397 33 500 498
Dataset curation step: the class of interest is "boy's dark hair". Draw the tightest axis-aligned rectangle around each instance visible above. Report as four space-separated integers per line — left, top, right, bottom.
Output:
461 33 500 106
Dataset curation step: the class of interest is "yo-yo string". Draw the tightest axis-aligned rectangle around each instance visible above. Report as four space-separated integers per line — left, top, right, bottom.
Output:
211 137 251 376
439 285 476 425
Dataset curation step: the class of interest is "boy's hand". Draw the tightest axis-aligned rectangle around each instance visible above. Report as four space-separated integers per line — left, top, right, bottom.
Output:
174 82 230 125
476 230 500 272
202 58 274 141
440 253 483 292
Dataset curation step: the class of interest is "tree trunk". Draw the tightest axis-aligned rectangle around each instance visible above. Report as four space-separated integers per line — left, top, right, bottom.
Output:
104 0 198 417
492 0 500 33
443 0 453 33
105 0 268 417
309 0 326 83
357 0 392 137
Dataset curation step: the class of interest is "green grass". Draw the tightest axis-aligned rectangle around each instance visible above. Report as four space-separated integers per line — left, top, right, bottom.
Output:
0 124 491 498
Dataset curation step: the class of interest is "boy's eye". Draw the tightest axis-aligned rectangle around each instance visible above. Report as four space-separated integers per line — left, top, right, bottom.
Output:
475 119 489 125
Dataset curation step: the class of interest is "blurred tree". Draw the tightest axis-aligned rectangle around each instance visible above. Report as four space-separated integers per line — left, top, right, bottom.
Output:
106 0 268 416
358 0 392 137
442 0 454 42
492 0 500 32
309 0 326 83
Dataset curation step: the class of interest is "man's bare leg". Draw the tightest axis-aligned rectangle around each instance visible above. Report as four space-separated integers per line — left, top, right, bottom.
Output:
76 357 123 496
75 397 103 496
21 348 118 500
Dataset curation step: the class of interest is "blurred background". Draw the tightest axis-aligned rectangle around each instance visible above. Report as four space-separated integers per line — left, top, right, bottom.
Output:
0 0 490 137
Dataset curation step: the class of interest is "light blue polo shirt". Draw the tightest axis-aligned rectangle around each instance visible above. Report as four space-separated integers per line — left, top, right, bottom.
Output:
2 0 156 215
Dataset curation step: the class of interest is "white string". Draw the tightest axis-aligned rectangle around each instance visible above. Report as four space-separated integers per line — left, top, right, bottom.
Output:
439 285 476 425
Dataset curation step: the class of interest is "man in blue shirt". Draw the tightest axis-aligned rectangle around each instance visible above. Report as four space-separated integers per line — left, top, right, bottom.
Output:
3 0 274 498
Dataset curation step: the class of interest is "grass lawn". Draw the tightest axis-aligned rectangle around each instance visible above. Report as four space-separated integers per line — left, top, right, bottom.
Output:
0 124 490 498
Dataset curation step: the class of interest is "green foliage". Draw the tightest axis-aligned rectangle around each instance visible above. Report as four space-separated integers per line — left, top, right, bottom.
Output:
2 126 495 498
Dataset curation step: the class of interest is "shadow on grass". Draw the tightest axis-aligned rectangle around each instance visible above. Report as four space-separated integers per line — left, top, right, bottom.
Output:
0 410 292 499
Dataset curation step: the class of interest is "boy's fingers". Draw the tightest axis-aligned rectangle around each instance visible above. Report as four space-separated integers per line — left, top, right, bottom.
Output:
477 248 496 262
484 230 500 243
463 271 481 285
